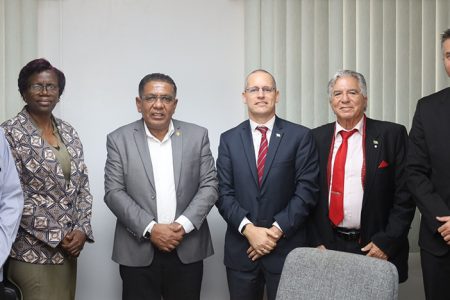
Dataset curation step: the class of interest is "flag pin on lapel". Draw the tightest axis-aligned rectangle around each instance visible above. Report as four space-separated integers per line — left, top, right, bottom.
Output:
276 133 281 138
373 139 378 148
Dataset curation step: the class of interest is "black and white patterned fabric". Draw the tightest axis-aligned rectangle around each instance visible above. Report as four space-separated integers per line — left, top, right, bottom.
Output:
1 107 94 264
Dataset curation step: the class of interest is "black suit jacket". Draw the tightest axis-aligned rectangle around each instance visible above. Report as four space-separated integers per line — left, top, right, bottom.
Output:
310 117 415 282
216 116 319 274
407 87 450 256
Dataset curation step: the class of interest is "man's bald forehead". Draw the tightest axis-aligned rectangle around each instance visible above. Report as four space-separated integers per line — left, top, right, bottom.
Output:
245 69 277 89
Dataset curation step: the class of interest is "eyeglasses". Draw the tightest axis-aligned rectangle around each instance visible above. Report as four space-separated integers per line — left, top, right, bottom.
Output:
245 86 276 94
29 83 59 93
141 95 175 104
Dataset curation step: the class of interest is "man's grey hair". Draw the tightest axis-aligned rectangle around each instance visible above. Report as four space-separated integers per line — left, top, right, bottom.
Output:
244 69 277 91
327 70 367 99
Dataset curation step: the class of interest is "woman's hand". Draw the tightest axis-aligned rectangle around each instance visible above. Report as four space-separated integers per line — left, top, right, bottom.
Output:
61 230 87 257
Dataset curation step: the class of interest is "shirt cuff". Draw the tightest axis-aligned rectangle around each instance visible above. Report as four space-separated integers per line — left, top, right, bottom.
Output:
239 217 252 235
143 220 156 237
175 215 194 234
272 221 283 233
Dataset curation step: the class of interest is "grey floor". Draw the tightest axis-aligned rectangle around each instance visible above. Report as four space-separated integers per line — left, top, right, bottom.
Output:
399 252 425 300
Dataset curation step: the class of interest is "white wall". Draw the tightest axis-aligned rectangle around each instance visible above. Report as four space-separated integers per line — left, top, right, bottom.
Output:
35 1 245 299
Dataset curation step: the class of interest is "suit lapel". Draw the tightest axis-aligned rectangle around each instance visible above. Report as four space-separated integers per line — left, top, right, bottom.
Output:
20 109 68 192
363 118 381 198
321 124 335 214
171 120 182 191
54 118 78 191
240 120 259 187
261 117 283 187
438 93 450 136
133 120 156 190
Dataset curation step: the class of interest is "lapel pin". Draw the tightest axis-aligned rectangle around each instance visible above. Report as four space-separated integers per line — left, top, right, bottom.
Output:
176 131 181 136
373 139 378 148
276 133 281 138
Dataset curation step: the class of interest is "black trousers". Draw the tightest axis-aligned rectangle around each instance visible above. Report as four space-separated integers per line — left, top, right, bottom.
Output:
0 282 4 300
332 233 364 255
420 249 450 300
226 265 281 300
120 250 203 300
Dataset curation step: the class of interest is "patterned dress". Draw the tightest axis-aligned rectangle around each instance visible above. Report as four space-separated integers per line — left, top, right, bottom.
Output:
1 107 94 264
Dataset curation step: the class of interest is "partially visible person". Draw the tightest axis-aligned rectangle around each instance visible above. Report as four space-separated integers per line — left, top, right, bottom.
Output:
1 58 94 300
104 73 217 300
407 29 450 300
0 129 23 299
216 69 319 300
309 70 415 283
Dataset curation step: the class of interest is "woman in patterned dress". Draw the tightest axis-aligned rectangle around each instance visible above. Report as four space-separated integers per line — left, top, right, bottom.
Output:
1 58 94 300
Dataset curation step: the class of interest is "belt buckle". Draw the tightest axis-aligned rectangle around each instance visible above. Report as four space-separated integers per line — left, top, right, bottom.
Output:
335 228 360 241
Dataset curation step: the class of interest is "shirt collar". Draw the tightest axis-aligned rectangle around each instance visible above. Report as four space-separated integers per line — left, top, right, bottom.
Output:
27 111 58 135
334 115 364 138
144 120 175 143
249 115 276 132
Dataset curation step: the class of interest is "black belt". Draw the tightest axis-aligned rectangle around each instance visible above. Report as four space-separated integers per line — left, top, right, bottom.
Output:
333 227 360 241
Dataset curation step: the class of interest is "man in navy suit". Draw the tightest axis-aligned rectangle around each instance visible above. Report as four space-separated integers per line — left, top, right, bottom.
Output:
216 69 319 300
407 29 450 300
309 70 415 283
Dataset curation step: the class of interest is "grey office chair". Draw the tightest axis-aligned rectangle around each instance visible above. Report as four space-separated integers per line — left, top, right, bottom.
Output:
276 247 398 300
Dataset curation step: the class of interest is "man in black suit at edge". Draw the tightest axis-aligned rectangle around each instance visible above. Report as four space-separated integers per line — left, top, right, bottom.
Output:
309 70 415 283
407 29 450 300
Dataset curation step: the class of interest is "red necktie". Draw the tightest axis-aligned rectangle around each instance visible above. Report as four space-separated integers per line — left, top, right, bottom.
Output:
329 129 357 226
256 126 269 187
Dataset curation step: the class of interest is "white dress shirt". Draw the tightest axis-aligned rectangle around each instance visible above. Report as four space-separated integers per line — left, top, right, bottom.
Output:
329 117 364 229
238 116 282 234
250 117 274 163
143 121 194 236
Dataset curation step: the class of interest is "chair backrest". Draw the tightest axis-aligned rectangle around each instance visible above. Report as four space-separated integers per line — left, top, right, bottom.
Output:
276 247 398 300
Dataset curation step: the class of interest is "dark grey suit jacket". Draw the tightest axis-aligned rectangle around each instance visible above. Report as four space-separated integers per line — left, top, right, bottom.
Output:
216 116 319 274
104 118 218 266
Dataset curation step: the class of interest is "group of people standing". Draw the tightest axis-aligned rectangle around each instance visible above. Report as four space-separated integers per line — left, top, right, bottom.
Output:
1 30 450 300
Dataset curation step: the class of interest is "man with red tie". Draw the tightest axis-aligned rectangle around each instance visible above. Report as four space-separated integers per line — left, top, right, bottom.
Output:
216 69 319 300
309 70 415 283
